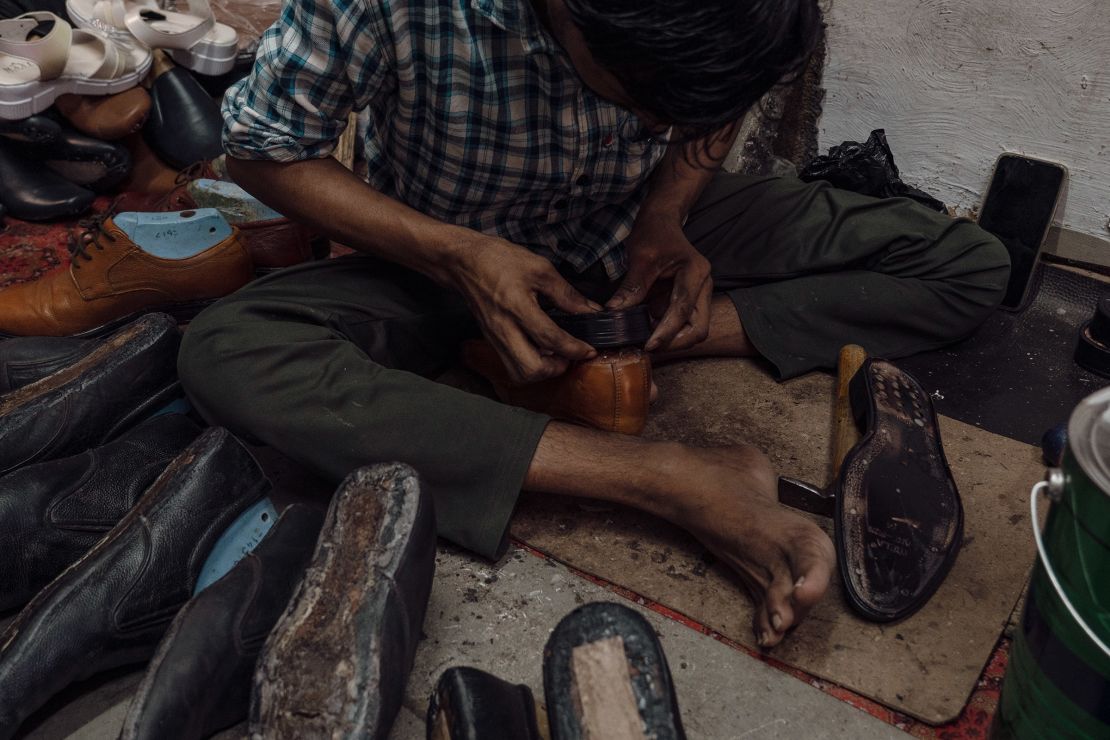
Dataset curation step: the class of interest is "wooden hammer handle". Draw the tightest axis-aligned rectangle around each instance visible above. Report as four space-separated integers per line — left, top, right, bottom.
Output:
832 344 868 476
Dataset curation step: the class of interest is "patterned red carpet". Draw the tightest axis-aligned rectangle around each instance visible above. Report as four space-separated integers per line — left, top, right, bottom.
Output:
1 211 1007 737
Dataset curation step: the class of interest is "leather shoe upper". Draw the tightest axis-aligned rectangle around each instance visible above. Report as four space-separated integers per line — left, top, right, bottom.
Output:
0 427 269 737
0 313 181 476
0 215 252 337
121 503 324 740
0 335 98 393
114 185 316 272
0 412 201 612
462 339 652 435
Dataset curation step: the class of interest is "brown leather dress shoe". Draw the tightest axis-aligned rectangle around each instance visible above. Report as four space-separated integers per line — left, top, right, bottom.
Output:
0 216 252 337
55 88 153 141
114 183 316 274
462 339 651 436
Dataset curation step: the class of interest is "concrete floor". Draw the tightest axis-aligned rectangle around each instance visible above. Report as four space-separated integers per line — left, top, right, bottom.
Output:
18 544 905 740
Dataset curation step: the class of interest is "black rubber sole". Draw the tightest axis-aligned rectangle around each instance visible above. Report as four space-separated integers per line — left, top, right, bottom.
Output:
543 602 685 740
835 359 963 623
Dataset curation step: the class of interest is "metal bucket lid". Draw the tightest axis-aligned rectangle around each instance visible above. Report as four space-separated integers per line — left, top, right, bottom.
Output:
1068 385 1110 496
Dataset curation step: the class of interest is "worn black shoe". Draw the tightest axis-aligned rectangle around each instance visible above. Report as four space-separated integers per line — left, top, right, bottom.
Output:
0 335 99 394
120 503 324 740
835 358 964 622
250 464 436 740
544 602 686 740
0 412 200 613
427 667 544 740
0 313 180 476
0 427 268 738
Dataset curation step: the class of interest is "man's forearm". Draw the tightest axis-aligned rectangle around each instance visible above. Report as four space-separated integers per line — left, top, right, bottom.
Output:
638 126 741 224
226 156 479 287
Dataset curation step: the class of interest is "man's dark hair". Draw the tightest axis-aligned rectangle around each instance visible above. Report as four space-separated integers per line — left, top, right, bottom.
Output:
563 0 822 147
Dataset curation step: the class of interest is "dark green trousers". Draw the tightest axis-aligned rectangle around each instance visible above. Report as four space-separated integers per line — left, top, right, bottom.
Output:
178 173 1009 558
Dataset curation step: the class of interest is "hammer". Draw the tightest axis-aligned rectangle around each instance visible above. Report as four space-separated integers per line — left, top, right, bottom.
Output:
777 344 868 517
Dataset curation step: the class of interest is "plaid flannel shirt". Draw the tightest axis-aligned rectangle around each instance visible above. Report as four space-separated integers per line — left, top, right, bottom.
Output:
222 0 668 278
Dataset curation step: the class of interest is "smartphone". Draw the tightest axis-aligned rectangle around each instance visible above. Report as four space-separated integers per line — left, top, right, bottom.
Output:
977 154 1067 310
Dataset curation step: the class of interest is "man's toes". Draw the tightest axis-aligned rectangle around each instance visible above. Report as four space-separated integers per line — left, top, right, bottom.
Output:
752 606 777 649
765 572 798 635
789 535 836 613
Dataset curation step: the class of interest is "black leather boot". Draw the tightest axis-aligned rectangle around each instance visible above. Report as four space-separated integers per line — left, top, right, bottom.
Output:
0 412 201 612
250 464 436 740
0 427 268 738
0 313 180 475
427 667 544 740
120 503 324 740
0 335 99 393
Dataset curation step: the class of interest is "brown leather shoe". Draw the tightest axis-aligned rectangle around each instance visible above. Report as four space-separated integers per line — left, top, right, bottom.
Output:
55 89 152 141
462 339 651 435
114 183 316 274
0 216 252 338
118 133 181 195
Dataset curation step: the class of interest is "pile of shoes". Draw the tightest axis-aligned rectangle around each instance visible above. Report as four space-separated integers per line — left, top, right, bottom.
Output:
0 1 319 266
0 312 438 739
428 602 688 740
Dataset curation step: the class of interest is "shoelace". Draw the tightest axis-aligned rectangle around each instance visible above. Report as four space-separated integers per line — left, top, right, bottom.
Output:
67 202 121 269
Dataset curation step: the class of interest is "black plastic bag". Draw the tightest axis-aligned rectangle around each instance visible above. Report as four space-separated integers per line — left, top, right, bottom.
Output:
799 129 947 213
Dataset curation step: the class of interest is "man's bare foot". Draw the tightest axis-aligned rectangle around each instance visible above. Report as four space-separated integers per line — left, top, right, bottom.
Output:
525 423 834 648
665 444 835 648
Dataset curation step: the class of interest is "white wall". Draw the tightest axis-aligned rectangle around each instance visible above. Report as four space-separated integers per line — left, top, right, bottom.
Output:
820 0 1110 239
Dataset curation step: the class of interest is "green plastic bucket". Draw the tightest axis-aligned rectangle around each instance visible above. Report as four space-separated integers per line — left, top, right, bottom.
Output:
992 388 1110 739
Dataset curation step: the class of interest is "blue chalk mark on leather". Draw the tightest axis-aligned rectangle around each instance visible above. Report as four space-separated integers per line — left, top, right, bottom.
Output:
194 497 279 594
113 209 233 259
148 397 193 418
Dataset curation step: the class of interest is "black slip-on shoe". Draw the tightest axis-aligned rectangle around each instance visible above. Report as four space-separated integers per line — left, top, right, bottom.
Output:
0 113 62 144
0 412 201 613
249 463 436 740
0 427 268 738
145 67 223 170
0 313 180 476
543 602 686 740
0 335 100 393
426 667 544 740
120 503 325 740
835 358 964 622
0 136 94 221
28 124 132 193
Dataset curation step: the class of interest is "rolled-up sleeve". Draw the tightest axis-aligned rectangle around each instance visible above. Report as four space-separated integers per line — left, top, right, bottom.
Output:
221 0 393 162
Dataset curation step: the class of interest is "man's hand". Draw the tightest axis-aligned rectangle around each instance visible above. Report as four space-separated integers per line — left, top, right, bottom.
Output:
452 235 600 384
607 213 712 353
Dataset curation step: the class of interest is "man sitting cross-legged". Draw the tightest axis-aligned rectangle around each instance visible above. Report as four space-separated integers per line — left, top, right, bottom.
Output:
179 0 1009 648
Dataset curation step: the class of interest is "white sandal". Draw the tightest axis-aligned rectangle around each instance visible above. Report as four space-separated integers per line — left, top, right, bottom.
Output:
0 12 151 120
66 0 238 76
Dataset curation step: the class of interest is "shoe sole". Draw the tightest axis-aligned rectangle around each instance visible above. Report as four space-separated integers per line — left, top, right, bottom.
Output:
0 299 215 340
835 359 964 622
543 602 686 740
249 463 435 740
0 55 152 122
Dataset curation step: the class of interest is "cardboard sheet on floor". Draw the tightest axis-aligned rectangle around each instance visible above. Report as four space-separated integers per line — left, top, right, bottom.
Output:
510 358 1045 725
899 264 1110 445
